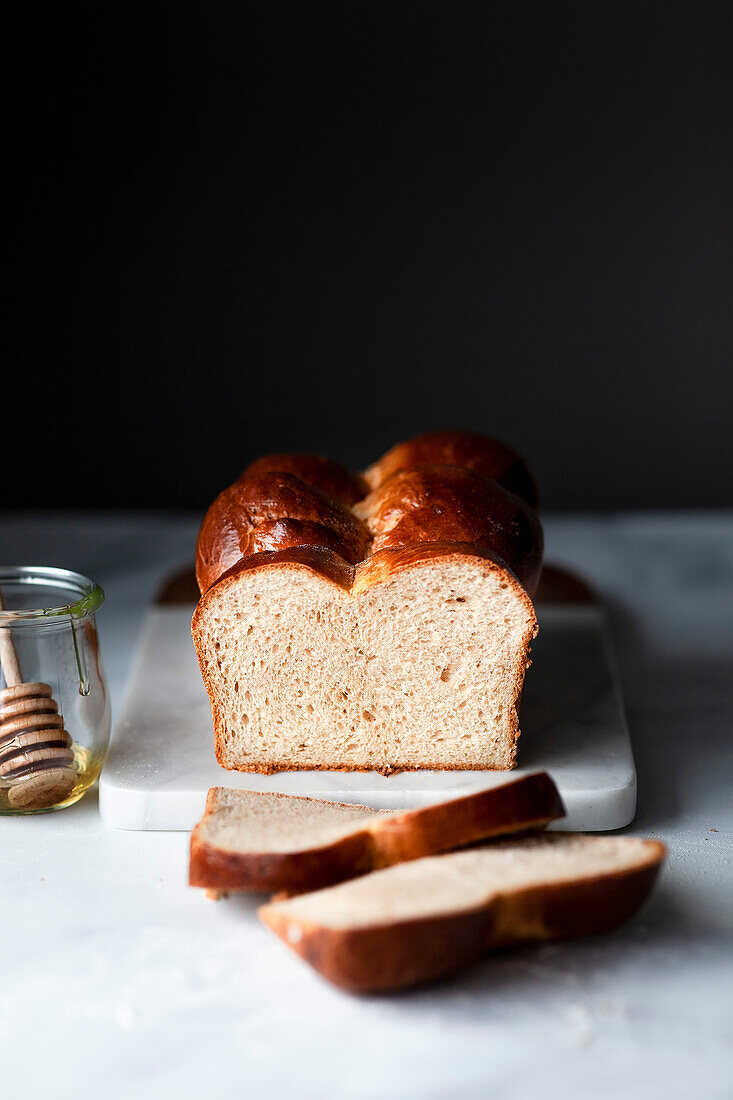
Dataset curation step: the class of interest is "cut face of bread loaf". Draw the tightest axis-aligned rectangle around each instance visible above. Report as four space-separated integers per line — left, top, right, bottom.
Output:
189 773 565 894
193 432 543 775
193 544 538 773
259 834 666 993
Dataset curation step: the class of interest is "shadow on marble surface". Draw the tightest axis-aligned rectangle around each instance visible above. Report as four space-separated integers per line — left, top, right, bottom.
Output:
599 592 732 835
362 882 731 1010
212 890 268 919
624 657 731 834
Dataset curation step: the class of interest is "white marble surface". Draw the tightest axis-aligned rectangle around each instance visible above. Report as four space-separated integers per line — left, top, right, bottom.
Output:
1 512 731 1100
101 604 636 831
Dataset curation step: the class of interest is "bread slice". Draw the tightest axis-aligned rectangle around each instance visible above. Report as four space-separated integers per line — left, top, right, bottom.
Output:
259 834 665 993
192 543 538 774
190 772 564 895
190 790 378 896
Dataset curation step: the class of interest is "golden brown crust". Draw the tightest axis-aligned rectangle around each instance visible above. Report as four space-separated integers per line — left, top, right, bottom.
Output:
262 907 490 994
239 518 363 563
242 454 368 507
191 835 372 893
206 545 356 595
354 466 543 595
189 773 565 894
367 773 565 867
190 826 372 895
195 471 370 593
259 840 666 993
196 433 542 600
364 431 539 507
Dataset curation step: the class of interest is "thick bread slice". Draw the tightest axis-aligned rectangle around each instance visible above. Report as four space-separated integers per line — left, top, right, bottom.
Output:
192 543 537 774
190 790 379 895
190 772 564 894
259 834 666 993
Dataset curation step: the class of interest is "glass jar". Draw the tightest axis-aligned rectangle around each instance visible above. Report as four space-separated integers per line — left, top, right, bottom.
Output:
0 567 110 814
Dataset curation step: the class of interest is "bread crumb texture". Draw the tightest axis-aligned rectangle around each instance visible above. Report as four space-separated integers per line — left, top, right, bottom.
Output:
197 789 376 854
195 554 536 772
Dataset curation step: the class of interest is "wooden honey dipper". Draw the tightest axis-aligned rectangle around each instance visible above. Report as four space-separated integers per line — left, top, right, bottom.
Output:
0 588 77 810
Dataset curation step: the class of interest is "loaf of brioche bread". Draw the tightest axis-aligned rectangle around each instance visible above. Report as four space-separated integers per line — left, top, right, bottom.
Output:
192 432 543 774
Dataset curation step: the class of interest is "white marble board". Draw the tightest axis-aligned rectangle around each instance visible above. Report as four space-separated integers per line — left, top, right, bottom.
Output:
100 603 636 831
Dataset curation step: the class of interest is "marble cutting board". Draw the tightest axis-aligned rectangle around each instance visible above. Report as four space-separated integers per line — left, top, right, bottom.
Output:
100 602 636 831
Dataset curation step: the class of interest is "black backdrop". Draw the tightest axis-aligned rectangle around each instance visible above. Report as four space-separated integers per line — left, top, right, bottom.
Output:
10 1 732 511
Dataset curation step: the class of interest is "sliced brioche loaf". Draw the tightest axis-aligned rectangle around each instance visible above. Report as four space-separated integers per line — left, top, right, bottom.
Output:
259 833 665 993
190 772 564 895
192 432 543 776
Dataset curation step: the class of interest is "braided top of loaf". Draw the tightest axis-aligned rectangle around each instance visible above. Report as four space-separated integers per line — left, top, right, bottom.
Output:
195 432 543 598
363 431 538 507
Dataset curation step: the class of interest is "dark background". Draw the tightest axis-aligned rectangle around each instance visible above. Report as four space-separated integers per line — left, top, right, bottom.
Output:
11 1 732 513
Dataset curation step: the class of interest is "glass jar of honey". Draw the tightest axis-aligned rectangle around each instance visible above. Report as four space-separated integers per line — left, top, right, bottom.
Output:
0 567 110 813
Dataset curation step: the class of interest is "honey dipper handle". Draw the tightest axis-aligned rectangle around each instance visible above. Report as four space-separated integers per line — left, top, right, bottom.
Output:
0 588 24 688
